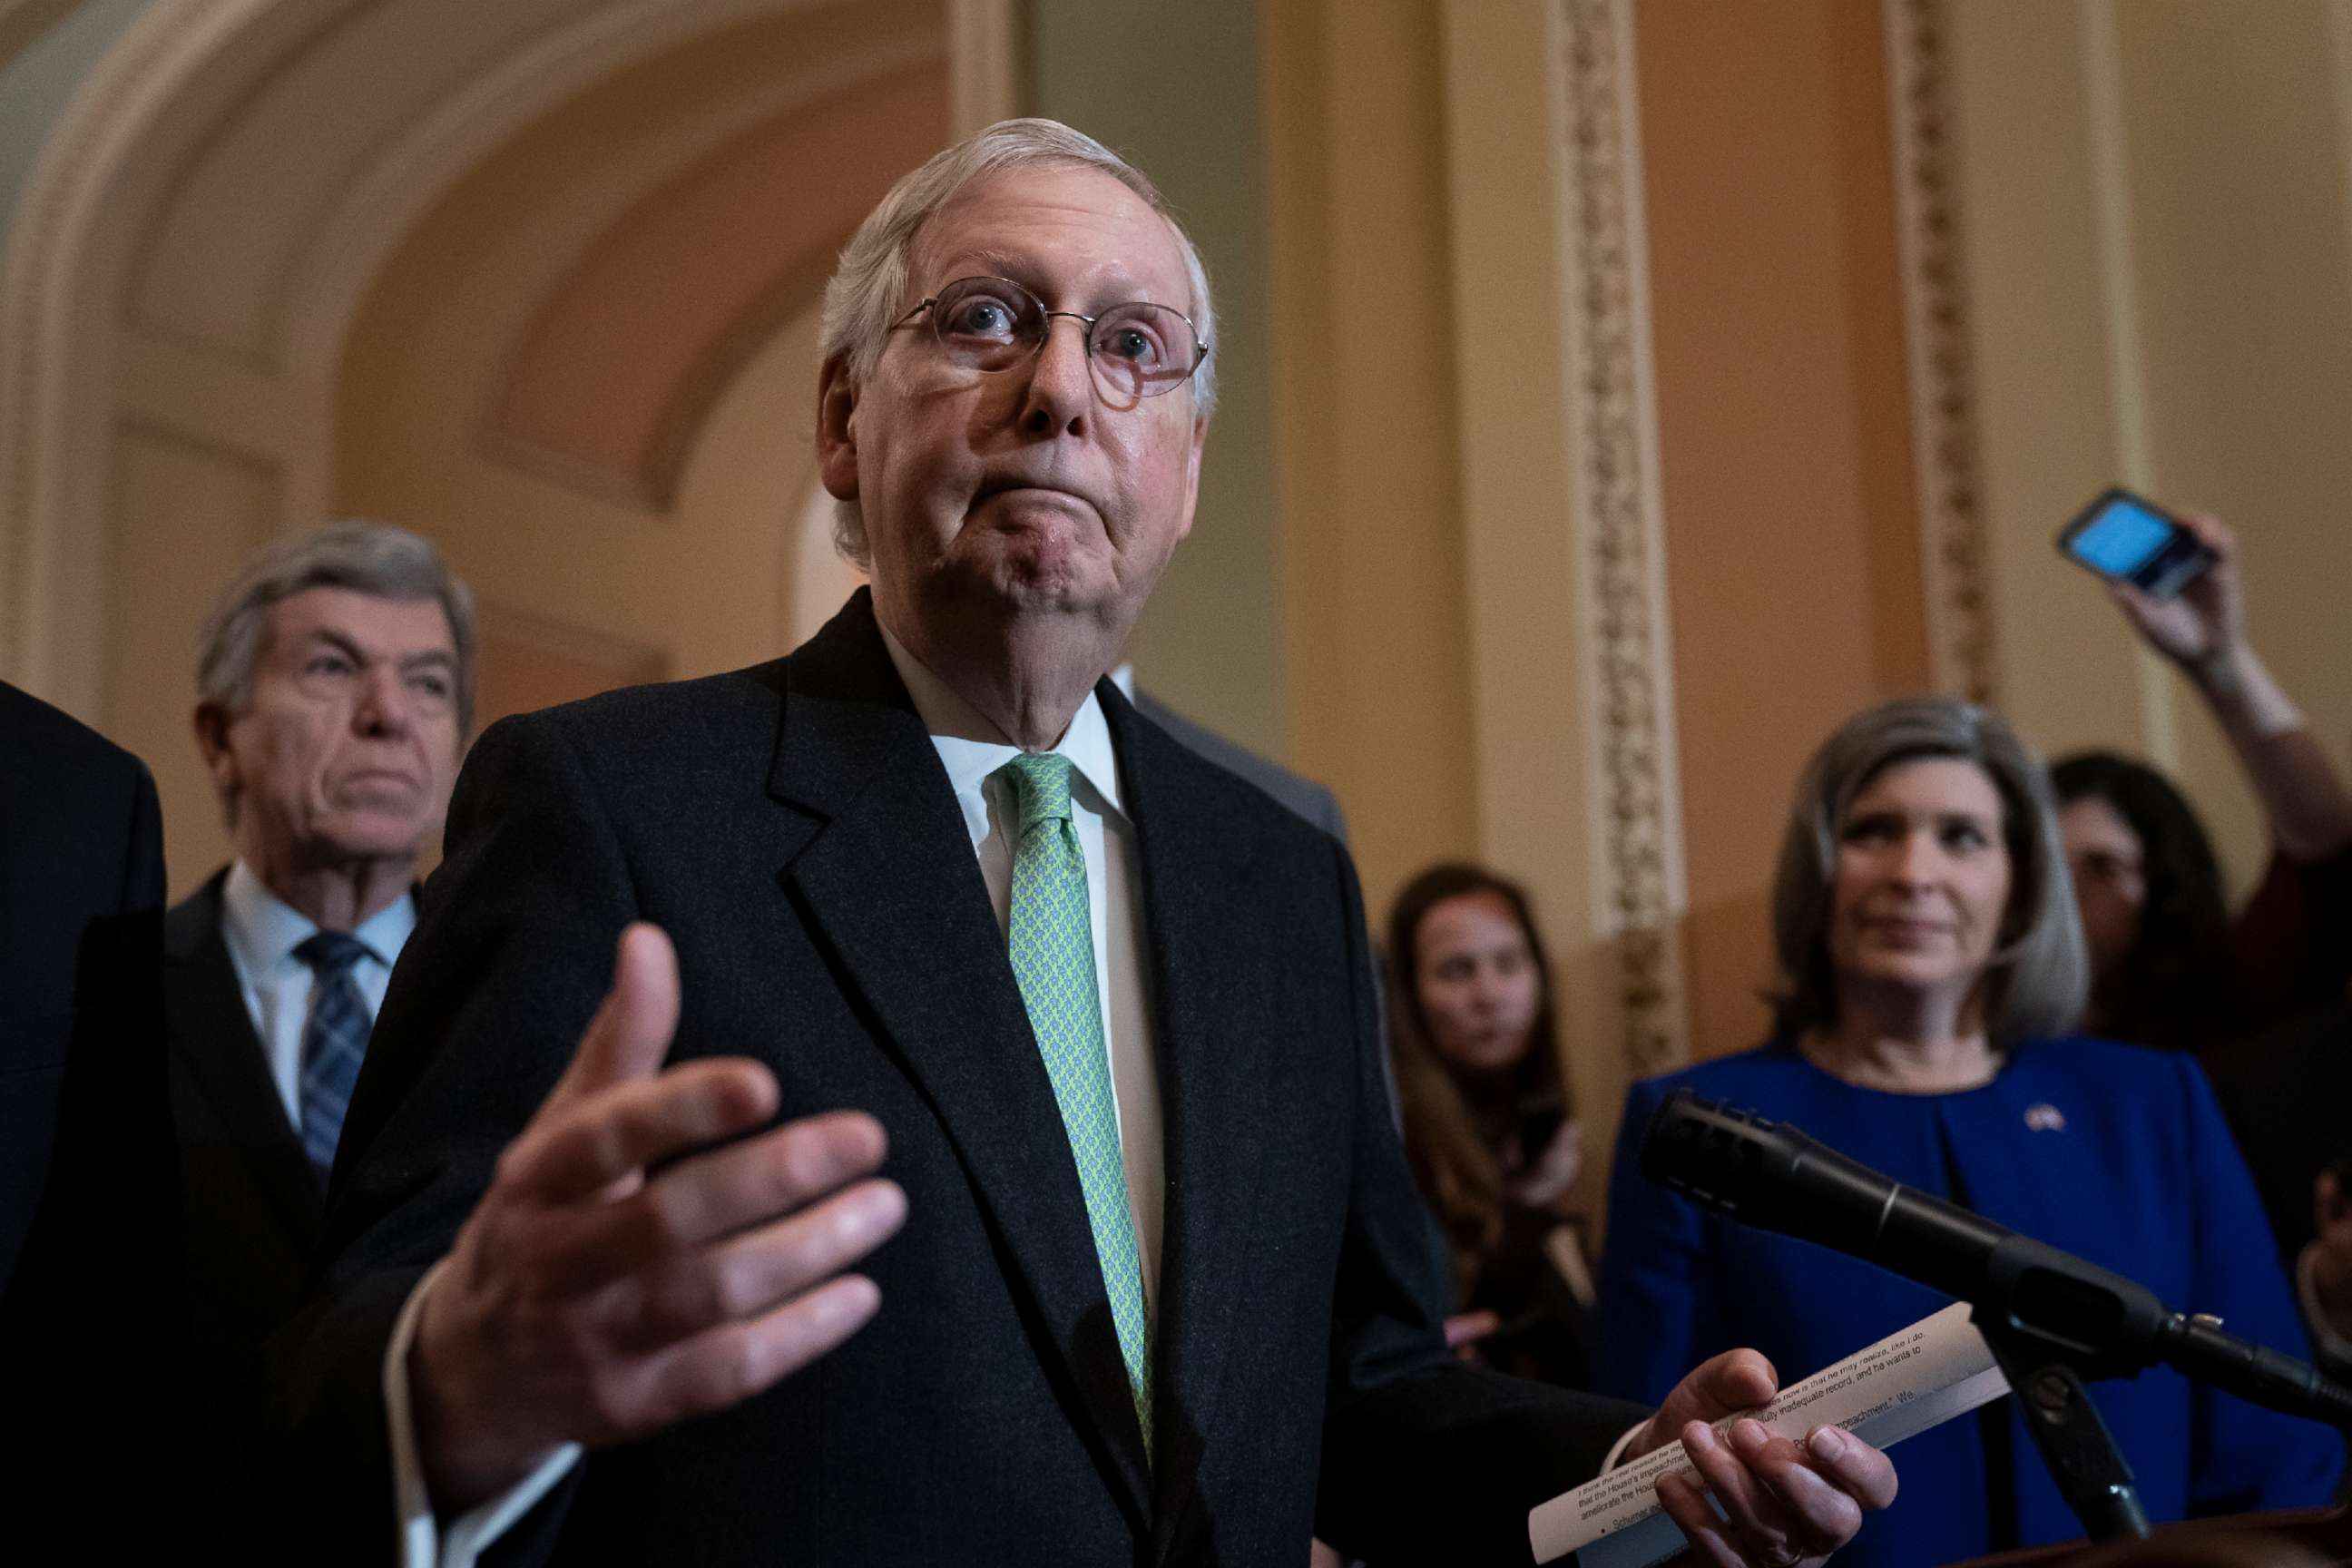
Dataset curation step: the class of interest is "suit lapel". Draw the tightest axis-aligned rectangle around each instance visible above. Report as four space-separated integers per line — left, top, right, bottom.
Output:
769 594 1154 1520
1104 691 1279 1543
164 875 323 1245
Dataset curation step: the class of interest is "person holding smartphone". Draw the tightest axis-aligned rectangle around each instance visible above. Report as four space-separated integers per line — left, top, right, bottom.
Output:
2054 512 2352 1055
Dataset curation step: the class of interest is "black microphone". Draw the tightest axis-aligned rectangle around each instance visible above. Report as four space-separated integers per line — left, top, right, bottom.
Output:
1640 1087 2352 1431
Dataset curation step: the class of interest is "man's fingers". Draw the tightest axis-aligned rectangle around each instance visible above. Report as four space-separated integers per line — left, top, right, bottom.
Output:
540 1111 889 1290
1685 1420 1804 1564
1656 1471 1744 1568
504 1057 779 1204
1692 1348 1778 1417
554 924 683 1102
1788 1425 1898 1514
623 1274 887 1439
616 1176 906 1349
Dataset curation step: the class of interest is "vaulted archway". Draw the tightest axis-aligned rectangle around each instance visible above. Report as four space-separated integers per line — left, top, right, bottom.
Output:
2 0 1006 889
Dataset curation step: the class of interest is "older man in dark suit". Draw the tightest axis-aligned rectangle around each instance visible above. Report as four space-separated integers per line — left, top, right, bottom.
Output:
274 121 1896 1567
169 520 471 1555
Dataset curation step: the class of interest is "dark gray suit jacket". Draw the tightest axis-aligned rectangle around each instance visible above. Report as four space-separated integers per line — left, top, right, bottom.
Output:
0 683 191 1556
270 593 1640 1565
1133 690 1348 844
167 872 336 1556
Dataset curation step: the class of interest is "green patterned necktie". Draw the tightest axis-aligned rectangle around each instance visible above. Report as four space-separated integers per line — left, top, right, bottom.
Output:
995 752 1153 1457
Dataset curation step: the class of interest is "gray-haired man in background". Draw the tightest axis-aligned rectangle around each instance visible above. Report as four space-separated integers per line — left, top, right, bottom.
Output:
168 519 473 1557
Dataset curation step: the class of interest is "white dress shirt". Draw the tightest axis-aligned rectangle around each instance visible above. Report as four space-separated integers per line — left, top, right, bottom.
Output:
388 639 1165 1567
218 859 415 1129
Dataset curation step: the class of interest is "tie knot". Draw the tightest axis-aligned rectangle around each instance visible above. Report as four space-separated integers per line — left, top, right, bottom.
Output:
995 751 1075 834
295 930 371 975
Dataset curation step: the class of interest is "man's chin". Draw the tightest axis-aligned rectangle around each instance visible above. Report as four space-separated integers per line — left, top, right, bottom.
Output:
305 814 432 866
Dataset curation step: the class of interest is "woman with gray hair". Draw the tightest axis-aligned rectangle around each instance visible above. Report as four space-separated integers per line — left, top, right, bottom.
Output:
1594 696 2338 1566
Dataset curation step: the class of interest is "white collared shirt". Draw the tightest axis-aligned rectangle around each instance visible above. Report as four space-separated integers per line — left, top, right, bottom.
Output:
218 859 416 1129
877 624 1163 1303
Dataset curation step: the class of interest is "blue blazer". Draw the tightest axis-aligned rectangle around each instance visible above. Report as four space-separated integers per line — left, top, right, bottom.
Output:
1598 1036 2342 1567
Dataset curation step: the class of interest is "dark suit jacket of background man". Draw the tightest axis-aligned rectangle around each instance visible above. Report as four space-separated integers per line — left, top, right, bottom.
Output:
0 681 195 1553
1134 689 1349 845
271 592 1644 1566
168 869 346 1554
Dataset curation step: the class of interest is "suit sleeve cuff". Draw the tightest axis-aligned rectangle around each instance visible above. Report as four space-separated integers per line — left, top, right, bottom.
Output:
387 1258 583 1568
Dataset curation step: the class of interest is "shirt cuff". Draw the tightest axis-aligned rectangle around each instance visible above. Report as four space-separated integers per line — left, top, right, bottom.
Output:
386 1258 583 1568
1601 1419 1647 1474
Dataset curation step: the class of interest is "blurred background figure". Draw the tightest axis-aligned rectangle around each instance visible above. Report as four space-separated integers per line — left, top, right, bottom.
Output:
2302 1152 2352 1385
1597 696 2339 1568
2053 515 2352 1297
0 682 191 1556
1387 863 1593 1388
166 519 473 1558
2054 517 2352 1056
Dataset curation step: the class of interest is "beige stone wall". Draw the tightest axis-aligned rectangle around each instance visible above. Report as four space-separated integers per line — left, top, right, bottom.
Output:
14 0 2352 1141
1955 0 2352 898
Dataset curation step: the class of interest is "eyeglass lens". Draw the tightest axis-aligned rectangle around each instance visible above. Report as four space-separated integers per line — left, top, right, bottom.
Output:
927 277 1200 399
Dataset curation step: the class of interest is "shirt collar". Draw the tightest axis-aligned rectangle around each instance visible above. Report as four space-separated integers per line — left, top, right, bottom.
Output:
877 621 1124 825
221 858 415 972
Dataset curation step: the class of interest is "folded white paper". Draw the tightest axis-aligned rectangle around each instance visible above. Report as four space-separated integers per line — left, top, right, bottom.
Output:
1530 1302 2011 1567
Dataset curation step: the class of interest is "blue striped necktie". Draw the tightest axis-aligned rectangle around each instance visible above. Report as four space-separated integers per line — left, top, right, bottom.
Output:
294 930 372 1184
994 752 1154 1459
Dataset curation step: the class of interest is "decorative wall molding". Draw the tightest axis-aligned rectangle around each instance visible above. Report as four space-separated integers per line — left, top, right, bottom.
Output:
1556 0 1689 1079
1884 0 1997 704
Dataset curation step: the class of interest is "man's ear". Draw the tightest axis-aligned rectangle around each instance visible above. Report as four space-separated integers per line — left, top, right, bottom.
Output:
817 355 861 502
193 701 240 803
1173 415 1207 544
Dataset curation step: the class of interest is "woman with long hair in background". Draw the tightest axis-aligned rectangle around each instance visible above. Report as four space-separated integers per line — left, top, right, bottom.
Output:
1386 863 1593 1387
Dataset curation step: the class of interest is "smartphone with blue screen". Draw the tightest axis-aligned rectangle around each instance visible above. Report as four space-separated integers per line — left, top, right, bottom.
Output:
2057 486 2215 600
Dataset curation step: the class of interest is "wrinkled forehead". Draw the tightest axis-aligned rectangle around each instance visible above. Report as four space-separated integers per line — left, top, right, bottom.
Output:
908 162 1193 312
264 585 456 660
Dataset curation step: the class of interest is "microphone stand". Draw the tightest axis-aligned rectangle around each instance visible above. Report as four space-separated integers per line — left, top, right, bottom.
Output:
1640 1089 2352 1545
1974 1318 2151 1544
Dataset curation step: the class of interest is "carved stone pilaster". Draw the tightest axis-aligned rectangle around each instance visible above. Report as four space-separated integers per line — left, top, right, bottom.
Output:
1558 0 1687 1078
1885 0 1996 702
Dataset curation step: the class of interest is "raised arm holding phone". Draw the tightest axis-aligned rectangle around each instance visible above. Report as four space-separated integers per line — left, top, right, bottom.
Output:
2055 506 2352 1054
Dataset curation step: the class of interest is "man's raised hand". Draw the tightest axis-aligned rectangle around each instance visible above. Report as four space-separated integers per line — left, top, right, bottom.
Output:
408 924 906 1512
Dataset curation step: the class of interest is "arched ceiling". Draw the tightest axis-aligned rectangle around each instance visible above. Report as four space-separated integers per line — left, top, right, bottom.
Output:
103 0 946 512
116 0 946 381
477 57 946 508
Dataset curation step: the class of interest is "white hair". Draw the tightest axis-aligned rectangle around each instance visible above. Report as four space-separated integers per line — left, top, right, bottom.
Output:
818 118 1217 567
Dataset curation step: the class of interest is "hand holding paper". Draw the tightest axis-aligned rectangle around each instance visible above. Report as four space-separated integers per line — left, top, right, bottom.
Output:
1626 1348 1899 1568
1534 1303 2005 1567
